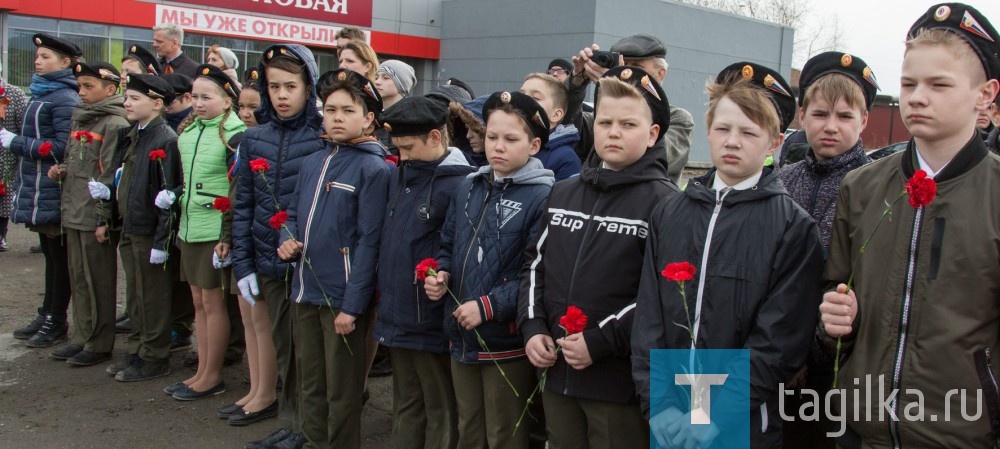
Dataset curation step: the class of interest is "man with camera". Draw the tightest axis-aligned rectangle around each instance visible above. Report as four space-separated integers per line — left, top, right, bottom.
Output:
565 34 694 183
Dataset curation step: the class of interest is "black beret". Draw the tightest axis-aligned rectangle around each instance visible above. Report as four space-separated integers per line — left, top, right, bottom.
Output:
444 78 475 99
33 33 83 58
611 34 667 60
799 51 879 110
716 62 796 133
125 44 162 76
317 68 383 125
74 62 121 83
597 66 671 142
907 3 1000 81
262 45 306 65
427 84 474 107
548 58 572 72
194 64 240 101
161 73 193 95
381 96 448 137
483 91 550 148
124 73 175 104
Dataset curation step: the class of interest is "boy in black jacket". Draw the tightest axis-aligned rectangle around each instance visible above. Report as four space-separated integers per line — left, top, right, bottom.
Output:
518 66 677 448
375 95 474 449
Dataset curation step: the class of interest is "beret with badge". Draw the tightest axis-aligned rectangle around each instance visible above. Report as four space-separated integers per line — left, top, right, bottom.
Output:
611 34 667 60
125 44 162 76
799 51 880 110
124 73 176 104
161 73 193 96
262 44 306 66
33 33 83 58
716 62 797 133
381 96 448 137
597 65 671 142
74 62 122 84
907 2 1000 81
317 68 384 125
483 91 550 148
195 64 240 101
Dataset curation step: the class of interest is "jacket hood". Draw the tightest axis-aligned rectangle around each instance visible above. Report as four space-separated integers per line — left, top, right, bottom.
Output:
334 138 386 158
73 94 127 123
399 147 473 185
469 157 554 187
254 44 322 129
39 68 78 89
437 146 473 173
686 167 786 205
580 139 670 190
549 124 579 145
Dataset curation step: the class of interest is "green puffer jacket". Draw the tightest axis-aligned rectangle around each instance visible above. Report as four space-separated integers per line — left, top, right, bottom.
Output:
177 111 245 243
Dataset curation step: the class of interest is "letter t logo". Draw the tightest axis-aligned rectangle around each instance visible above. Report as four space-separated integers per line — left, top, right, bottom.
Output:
675 374 729 424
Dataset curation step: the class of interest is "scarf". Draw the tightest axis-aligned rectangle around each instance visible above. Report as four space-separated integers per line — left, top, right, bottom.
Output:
29 69 77 98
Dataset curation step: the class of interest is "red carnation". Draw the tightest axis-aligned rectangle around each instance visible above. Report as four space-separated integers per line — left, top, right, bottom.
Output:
213 197 232 214
0 182 6 197
415 258 440 281
38 141 52 157
250 158 270 173
148 149 166 161
0 86 6 96
269 210 288 230
559 305 588 335
77 131 93 143
661 261 696 283
905 169 936 209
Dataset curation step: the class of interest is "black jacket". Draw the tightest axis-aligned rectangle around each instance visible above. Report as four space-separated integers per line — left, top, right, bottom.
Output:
631 168 824 447
987 126 999 156
160 53 199 79
518 145 679 405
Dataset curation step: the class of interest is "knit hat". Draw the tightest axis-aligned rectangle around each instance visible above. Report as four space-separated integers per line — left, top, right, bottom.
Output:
377 60 416 96
214 47 240 71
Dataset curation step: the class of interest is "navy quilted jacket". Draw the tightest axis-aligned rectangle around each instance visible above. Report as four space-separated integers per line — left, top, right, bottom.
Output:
10 70 81 226
232 44 324 281
439 158 553 364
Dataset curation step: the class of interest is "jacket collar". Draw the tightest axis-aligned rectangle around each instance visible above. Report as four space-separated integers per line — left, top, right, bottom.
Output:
901 133 988 183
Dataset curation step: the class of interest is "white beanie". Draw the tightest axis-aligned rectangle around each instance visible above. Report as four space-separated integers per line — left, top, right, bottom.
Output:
214 47 239 70
377 60 416 95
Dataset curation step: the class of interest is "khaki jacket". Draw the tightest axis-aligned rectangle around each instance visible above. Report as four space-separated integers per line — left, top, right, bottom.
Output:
62 95 129 231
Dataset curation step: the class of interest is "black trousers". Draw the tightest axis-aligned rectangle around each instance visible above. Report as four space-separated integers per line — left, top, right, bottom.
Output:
38 232 71 323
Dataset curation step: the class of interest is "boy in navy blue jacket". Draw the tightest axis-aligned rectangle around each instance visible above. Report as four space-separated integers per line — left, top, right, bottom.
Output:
375 95 474 449
277 68 392 449
424 91 554 449
520 73 581 180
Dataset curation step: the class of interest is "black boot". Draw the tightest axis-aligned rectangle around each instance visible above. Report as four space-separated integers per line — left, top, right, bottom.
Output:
26 315 68 348
13 315 45 339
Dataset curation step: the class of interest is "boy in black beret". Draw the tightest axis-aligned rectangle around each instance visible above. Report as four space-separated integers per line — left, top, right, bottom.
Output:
45 62 131 366
375 95 474 449
161 73 194 133
820 3 1000 447
121 44 162 78
422 91 554 449
518 65 678 449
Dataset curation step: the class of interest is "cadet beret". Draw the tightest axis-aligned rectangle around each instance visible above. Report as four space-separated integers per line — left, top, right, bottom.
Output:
317 68 384 125
381 96 448 137
74 62 121 83
161 73 193 96
194 64 240 101
33 33 83 58
125 45 162 76
124 73 175 104
610 34 667 60
799 51 879 110
597 66 671 142
716 62 796 133
262 44 306 65
483 91 550 148
907 3 1000 81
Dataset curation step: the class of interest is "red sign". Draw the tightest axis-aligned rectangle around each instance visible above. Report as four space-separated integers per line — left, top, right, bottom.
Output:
166 0 372 27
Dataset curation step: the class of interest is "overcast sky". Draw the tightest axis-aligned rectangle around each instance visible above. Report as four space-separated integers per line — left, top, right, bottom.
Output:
806 0 1000 96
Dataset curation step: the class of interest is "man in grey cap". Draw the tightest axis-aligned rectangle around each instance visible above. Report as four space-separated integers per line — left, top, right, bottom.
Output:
565 34 694 183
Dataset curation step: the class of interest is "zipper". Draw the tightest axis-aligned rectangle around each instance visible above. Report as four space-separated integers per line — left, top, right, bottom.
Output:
273 128 286 210
30 102 43 225
295 150 336 303
807 177 822 216
341 246 351 282
562 193 604 394
692 188 731 344
457 182 492 360
182 126 206 241
888 206 924 448
987 348 999 395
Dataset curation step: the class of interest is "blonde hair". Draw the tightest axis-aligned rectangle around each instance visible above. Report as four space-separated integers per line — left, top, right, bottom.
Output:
596 76 644 106
906 28 986 85
705 75 781 137
802 73 867 113
341 41 379 81
523 73 568 111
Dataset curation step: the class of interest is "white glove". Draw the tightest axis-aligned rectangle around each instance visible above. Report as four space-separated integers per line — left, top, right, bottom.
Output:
150 248 168 264
0 129 16 147
154 190 176 209
237 273 260 304
212 251 232 269
88 180 111 200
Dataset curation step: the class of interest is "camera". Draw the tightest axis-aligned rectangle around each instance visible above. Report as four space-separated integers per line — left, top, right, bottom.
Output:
590 50 621 69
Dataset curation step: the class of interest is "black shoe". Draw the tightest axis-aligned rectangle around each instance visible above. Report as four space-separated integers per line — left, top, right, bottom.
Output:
245 428 291 449
172 381 225 401
107 353 141 376
369 356 392 377
115 317 133 333
13 315 45 340
115 358 171 382
218 402 244 419
29 245 42 254
50 344 83 360
163 381 187 395
170 332 191 352
228 401 278 426
67 350 112 367
26 316 67 348
267 432 305 449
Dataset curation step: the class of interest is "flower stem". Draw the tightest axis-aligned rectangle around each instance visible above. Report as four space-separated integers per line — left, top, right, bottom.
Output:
283 226 353 356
